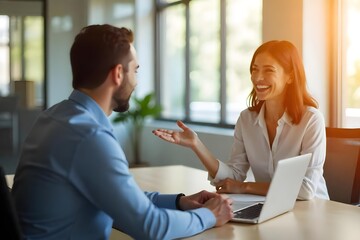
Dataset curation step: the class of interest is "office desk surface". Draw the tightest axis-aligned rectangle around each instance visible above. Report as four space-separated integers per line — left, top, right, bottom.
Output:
129 165 360 240
6 165 360 240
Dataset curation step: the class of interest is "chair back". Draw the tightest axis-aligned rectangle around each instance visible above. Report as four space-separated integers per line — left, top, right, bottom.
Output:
0 96 19 114
0 166 22 239
324 128 360 205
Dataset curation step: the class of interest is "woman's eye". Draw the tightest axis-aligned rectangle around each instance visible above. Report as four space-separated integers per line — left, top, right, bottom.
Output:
265 69 275 73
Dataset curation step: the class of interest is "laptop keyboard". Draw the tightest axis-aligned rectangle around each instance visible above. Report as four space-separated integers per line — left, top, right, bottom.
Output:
234 203 263 219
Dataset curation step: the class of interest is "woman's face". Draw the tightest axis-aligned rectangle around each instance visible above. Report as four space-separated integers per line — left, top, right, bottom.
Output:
251 52 291 103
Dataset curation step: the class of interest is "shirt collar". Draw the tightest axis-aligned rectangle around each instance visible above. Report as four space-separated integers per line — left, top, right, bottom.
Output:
254 104 293 127
68 90 113 131
280 111 293 126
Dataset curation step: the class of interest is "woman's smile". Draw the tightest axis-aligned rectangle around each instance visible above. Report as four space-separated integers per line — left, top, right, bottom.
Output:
255 84 271 92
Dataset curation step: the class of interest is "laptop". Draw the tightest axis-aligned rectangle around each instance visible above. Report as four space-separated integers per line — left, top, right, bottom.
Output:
231 153 312 224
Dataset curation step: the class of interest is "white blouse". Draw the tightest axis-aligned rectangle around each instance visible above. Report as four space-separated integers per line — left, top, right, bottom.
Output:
213 105 329 200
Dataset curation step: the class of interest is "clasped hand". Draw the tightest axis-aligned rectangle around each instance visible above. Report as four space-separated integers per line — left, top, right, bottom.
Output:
179 190 234 227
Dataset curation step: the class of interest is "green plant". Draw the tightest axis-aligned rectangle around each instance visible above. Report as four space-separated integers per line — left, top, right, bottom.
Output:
112 92 161 166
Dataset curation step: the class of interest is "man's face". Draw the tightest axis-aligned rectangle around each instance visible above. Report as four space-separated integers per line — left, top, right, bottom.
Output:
113 45 139 113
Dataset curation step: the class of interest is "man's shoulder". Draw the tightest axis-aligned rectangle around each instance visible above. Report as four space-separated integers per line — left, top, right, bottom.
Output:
39 100 105 138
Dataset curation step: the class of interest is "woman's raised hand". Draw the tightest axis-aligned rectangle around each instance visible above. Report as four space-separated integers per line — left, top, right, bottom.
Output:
153 120 220 177
152 120 198 148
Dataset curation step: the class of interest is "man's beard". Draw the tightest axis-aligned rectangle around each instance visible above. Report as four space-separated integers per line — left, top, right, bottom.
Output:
112 79 133 113
113 99 130 113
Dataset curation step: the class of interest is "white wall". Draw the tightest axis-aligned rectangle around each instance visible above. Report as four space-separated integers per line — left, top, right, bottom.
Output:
263 0 303 53
46 0 88 107
302 0 330 125
133 1 155 97
0 1 42 16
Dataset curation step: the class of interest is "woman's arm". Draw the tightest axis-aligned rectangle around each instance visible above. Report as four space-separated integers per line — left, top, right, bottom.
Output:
298 110 327 200
214 178 270 196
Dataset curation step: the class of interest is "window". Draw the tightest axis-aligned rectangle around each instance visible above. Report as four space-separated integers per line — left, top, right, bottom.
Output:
0 16 9 96
88 0 135 28
0 14 44 108
337 0 360 127
155 0 262 126
13 16 44 107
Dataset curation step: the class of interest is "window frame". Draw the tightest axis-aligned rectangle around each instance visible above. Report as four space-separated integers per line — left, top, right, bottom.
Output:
154 0 261 128
331 0 360 128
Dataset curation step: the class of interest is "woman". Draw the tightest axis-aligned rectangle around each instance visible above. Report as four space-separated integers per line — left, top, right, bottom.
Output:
153 40 329 200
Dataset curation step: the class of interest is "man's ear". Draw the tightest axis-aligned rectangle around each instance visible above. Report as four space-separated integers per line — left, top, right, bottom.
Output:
112 64 123 86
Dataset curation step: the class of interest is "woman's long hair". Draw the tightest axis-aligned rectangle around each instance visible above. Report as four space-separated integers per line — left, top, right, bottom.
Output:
247 40 318 124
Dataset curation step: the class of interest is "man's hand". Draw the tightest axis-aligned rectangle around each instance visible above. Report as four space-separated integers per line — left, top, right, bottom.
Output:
178 190 233 227
178 190 218 210
203 195 234 227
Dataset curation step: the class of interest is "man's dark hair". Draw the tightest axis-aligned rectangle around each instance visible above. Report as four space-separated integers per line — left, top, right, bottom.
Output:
70 24 134 89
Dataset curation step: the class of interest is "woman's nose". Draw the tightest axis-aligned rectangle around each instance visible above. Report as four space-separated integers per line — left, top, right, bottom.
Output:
251 72 264 82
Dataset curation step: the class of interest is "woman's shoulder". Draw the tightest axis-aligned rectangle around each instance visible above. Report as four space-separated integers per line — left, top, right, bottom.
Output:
304 106 323 118
239 108 258 120
302 106 325 126
235 108 260 128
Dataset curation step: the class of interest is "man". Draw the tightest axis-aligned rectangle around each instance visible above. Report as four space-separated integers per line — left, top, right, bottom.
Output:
11 24 233 240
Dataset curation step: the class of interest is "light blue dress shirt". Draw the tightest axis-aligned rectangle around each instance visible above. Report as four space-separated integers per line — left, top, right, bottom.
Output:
12 90 215 240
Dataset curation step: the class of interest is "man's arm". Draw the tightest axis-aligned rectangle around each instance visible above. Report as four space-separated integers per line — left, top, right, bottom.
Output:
71 131 222 239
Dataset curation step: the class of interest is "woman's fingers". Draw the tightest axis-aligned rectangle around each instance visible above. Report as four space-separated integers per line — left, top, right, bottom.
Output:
152 129 176 142
177 120 190 131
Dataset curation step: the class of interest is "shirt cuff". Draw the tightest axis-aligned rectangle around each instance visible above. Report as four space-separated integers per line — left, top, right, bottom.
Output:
208 160 232 185
155 194 179 209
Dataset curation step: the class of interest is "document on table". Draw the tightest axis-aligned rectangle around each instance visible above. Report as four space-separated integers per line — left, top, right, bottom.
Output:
222 193 266 212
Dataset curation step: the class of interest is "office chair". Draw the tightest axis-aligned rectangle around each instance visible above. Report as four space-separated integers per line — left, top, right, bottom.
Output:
0 166 22 239
0 96 20 153
323 127 360 205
